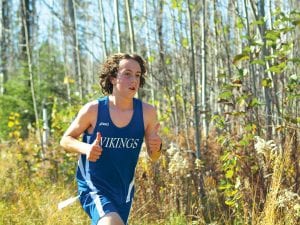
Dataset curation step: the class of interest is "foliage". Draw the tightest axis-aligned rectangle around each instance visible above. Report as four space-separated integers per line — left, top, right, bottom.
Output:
0 41 67 140
0 78 34 140
0 130 299 224
0 3 299 225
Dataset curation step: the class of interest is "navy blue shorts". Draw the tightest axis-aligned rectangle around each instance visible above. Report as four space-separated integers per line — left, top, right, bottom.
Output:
79 191 132 225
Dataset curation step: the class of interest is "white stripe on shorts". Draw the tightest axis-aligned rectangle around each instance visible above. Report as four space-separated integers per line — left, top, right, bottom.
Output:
126 179 134 203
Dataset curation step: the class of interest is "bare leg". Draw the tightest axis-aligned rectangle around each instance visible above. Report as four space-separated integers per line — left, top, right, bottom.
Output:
97 212 125 225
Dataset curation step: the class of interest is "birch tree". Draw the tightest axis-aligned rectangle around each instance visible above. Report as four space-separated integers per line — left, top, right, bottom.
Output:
68 0 83 101
200 0 208 148
21 0 43 156
125 0 135 53
187 0 200 159
0 0 11 94
114 0 121 52
99 0 108 58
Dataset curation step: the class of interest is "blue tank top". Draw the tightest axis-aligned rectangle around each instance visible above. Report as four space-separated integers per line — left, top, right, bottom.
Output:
76 96 145 203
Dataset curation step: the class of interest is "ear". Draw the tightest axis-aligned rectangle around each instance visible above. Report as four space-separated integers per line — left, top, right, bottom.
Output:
110 76 116 85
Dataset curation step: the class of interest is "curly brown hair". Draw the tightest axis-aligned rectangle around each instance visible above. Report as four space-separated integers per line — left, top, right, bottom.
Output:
99 53 147 94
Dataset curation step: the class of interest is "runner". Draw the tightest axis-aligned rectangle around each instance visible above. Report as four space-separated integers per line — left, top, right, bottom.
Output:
60 53 162 225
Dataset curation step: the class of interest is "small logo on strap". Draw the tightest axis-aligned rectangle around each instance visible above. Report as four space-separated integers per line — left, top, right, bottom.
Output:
99 122 109 126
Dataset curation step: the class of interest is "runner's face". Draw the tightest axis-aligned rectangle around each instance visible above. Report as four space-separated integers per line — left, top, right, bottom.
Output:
112 59 141 96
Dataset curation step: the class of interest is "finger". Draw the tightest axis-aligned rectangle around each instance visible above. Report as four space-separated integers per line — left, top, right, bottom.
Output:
149 138 161 144
94 132 102 144
93 148 102 156
152 123 160 135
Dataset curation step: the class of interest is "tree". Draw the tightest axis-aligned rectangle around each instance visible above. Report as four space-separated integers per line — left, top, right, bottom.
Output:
114 0 121 52
99 0 108 57
0 0 11 94
68 0 83 101
21 0 43 156
125 0 135 53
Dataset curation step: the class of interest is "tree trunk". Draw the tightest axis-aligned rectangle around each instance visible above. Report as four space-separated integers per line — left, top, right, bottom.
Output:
99 0 108 58
114 0 121 52
187 0 201 160
21 0 43 157
62 0 71 105
170 5 190 149
201 0 208 150
125 0 135 53
68 0 83 101
156 0 177 129
244 0 261 135
1 0 10 94
187 0 206 202
259 0 273 140
144 0 155 103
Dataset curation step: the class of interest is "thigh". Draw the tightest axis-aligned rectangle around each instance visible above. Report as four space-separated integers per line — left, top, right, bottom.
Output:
79 191 132 225
79 191 119 225
97 212 125 225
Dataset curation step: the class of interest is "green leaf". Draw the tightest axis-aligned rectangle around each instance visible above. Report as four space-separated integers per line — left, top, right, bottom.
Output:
261 78 272 87
239 139 249 147
218 183 233 190
251 59 265 65
288 58 300 64
181 38 189 49
225 170 234 179
226 189 238 197
219 91 233 100
249 98 260 107
251 19 265 26
233 53 250 64
243 46 251 53
171 0 182 10
236 17 244 29
265 30 281 41
268 62 286 73
225 199 236 206
292 20 300 26
165 57 171 65
148 55 155 63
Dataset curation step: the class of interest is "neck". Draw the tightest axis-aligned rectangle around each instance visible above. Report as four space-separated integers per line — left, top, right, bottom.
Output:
108 95 133 111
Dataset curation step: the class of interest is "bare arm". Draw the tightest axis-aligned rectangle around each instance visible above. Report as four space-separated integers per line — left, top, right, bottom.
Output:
60 101 102 162
144 103 162 161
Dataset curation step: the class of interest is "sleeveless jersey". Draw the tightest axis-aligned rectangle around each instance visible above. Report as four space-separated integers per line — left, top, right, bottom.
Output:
76 96 145 204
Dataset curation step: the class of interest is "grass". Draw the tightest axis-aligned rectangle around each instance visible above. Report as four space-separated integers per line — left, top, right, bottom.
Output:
0 134 299 225
0 148 188 225
0 151 89 225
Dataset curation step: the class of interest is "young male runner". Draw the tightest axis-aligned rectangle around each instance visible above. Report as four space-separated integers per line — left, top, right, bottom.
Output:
60 53 162 225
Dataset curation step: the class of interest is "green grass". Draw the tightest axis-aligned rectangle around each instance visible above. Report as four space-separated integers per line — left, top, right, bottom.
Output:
0 149 189 225
1 136 299 225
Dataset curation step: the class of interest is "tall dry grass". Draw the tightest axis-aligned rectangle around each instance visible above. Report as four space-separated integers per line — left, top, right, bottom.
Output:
0 130 299 225
257 137 300 225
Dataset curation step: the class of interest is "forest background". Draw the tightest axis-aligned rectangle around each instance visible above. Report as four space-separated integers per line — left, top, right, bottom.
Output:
0 0 299 224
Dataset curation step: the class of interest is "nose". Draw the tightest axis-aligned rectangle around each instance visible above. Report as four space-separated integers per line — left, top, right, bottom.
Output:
130 75 139 82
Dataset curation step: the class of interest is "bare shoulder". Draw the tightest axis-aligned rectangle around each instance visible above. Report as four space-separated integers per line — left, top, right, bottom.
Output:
74 100 99 129
63 100 99 137
79 100 99 117
142 101 158 133
142 101 157 118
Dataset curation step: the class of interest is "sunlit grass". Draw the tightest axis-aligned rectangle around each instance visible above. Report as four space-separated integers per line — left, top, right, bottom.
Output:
0 134 299 225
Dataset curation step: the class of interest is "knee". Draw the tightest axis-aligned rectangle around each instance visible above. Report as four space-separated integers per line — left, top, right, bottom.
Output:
97 212 125 225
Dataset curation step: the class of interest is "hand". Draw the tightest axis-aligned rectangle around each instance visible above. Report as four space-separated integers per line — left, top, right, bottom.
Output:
86 132 102 162
147 123 162 160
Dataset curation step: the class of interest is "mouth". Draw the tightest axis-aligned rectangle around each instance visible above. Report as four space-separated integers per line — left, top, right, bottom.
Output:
129 87 136 91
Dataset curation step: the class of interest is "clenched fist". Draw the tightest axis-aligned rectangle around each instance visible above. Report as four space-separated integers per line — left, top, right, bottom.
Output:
147 123 162 161
86 132 102 162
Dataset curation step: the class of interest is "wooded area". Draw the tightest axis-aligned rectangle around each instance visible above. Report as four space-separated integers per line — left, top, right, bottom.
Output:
0 0 299 224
